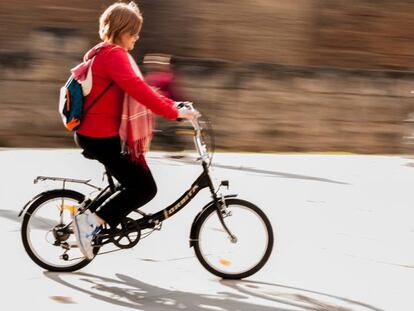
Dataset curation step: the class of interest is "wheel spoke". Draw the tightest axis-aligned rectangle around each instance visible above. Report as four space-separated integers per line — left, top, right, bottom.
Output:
21 191 98 272
28 216 60 231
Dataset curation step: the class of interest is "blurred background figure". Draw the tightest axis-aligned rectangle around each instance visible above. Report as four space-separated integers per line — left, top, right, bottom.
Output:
143 53 183 101
143 53 192 152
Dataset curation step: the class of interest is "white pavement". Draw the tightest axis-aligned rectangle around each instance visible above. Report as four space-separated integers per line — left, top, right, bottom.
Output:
1 149 414 311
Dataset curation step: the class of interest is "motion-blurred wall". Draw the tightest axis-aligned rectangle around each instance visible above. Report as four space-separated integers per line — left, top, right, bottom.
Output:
1 0 414 152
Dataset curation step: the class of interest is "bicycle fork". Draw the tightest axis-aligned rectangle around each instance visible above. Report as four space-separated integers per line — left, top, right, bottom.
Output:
203 162 238 243
214 194 238 243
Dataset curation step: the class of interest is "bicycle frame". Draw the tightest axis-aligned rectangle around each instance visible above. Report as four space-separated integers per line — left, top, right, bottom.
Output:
136 161 220 229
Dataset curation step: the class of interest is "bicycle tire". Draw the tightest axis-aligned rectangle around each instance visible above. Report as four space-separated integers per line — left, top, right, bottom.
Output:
193 198 274 279
21 189 99 272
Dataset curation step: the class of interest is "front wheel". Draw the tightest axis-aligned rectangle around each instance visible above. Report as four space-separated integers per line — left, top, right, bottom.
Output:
21 189 99 272
193 199 274 279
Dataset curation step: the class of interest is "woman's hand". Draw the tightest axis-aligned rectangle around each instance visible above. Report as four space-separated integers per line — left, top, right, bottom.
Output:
175 101 201 120
178 108 201 120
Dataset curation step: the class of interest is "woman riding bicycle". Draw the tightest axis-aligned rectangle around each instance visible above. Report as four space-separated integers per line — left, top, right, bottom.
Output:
72 1 199 259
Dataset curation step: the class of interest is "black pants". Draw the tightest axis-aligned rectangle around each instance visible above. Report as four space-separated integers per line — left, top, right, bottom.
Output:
75 133 157 228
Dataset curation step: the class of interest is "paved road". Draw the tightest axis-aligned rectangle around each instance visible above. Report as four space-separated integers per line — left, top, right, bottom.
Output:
1 149 413 310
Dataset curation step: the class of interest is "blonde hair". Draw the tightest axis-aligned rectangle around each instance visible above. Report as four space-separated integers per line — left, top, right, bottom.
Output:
99 1 143 44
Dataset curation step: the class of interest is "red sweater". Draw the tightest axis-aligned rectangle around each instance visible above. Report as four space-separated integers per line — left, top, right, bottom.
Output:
77 44 179 137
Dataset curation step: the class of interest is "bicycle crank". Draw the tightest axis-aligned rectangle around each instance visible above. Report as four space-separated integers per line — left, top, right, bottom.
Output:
109 217 141 249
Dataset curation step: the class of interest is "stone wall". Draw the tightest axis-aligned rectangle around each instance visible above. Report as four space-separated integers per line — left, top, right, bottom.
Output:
2 1 414 69
174 59 414 153
2 1 414 152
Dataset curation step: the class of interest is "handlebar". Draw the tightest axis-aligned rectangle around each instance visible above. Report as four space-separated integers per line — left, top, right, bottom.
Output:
175 101 210 164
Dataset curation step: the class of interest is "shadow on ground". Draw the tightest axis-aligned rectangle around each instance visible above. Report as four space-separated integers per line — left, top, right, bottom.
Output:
166 156 349 185
0 209 19 223
44 272 383 311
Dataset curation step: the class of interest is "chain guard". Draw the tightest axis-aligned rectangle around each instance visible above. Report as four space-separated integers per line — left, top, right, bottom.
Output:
109 217 141 249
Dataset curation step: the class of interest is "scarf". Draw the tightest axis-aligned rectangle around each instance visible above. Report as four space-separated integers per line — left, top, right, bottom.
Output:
119 53 154 165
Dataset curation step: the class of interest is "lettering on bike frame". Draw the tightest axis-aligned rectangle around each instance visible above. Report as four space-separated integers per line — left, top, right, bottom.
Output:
163 184 200 219
144 165 214 225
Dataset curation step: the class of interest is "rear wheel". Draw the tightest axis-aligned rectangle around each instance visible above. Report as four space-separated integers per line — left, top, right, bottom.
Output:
21 190 99 272
193 199 274 279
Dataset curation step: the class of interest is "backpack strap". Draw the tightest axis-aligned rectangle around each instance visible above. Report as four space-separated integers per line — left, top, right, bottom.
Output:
82 46 115 116
83 80 114 115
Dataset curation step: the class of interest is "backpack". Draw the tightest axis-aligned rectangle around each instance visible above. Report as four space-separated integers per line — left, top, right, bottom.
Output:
59 57 114 132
